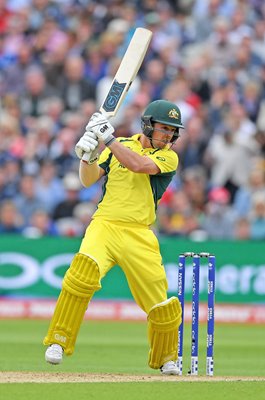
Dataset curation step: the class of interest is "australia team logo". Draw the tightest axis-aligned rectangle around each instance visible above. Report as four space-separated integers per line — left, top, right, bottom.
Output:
168 109 179 119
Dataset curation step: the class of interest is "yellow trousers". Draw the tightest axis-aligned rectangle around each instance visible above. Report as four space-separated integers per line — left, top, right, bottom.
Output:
79 218 168 314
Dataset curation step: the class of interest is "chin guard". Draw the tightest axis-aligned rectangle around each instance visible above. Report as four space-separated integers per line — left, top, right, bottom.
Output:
141 115 154 138
171 128 180 143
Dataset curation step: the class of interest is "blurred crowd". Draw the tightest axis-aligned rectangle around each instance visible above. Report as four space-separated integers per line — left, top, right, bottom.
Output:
0 0 265 240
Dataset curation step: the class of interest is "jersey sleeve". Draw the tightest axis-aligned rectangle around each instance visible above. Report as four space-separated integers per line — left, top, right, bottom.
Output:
146 149 179 174
98 147 112 173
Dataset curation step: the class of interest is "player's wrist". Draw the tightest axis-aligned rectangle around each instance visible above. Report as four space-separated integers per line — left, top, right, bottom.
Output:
104 135 116 146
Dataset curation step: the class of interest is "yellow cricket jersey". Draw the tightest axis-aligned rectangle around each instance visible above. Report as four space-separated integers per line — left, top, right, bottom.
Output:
92 134 179 226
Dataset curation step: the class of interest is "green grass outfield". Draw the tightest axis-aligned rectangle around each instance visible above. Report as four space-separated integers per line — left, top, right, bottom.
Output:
0 320 265 400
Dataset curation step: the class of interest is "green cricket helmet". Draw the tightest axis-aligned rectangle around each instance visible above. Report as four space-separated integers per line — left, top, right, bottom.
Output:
141 100 184 143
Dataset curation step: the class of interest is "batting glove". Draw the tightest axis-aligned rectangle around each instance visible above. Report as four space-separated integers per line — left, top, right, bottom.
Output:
86 112 115 146
75 130 99 161
81 147 99 165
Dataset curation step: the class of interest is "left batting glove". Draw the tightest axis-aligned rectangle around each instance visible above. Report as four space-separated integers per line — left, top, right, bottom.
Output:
86 112 115 146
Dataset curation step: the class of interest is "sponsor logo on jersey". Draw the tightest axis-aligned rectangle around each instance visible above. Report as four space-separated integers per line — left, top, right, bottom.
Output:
118 163 126 169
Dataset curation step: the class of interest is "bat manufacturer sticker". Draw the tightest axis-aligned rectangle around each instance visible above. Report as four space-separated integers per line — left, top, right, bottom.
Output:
102 80 126 112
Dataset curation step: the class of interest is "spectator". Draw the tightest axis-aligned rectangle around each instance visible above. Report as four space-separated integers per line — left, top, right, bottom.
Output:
2 41 34 95
52 171 81 220
204 126 254 201
72 201 97 236
185 56 211 104
14 174 46 225
233 167 265 217
1 94 27 134
21 116 57 175
22 208 58 237
181 166 207 214
50 127 79 177
0 164 8 201
143 58 170 101
249 192 265 240
28 0 64 33
202 187 237 239
192 0 237 41
157 189 191 236
0 156 21 199
252 18 265 63
35 160 65 213
1 12 26 58
228 102 257 149
234 217 250 240
156 189 201 237
19 65 56 119
206 16 234 69
241 79 262 123
0 200 23 233
0 111 23 157
41 96 64 134
58 55 96 111
0 1 14 35
83 42 108 84
176 115 208 170
42 38 70 89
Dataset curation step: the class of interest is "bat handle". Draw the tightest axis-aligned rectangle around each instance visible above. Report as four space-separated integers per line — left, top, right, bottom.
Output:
81 151 92 162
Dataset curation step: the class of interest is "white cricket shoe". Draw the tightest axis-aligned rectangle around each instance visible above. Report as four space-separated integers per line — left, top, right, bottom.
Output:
160 361 179 375
45 344 64 365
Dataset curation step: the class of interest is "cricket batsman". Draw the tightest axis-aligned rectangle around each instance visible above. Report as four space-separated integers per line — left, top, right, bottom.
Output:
44 99 184 375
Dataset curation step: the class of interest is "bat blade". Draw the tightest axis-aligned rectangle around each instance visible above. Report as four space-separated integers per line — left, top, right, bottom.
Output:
100 27 152 118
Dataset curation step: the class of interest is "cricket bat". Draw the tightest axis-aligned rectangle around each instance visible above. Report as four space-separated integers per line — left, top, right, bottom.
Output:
100 27 153 118
79 28 152 162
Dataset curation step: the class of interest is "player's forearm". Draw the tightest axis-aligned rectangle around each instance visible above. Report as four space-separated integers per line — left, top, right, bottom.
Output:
79 160 101 187
108 140 159 174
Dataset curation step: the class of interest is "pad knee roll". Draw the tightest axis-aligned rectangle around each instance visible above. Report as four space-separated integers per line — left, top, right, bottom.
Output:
63 252 101 296
147 297 182 369
44 253 101 355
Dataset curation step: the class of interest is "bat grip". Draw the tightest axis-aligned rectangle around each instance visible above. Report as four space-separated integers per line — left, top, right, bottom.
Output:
82 152 91 162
